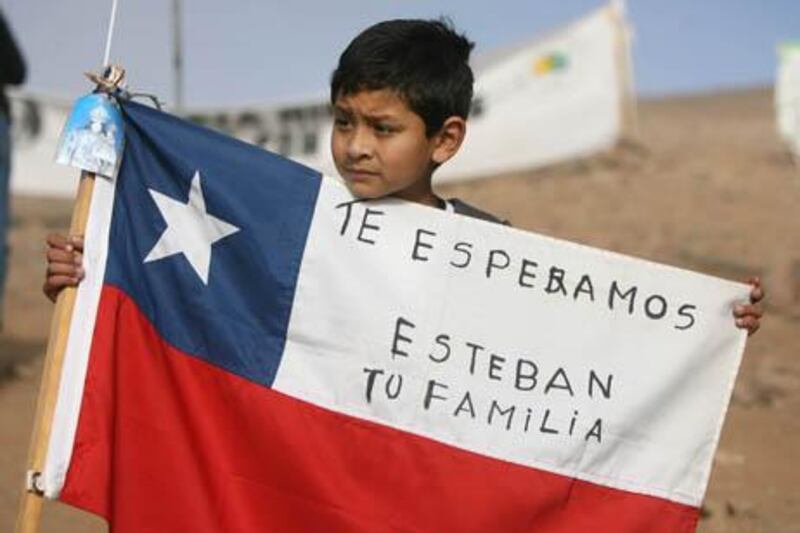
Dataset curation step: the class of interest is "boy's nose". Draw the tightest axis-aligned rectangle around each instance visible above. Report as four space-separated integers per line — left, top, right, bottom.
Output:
346 127 374 160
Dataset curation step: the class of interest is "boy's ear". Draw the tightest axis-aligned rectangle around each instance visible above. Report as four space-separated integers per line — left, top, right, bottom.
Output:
431 116 467 165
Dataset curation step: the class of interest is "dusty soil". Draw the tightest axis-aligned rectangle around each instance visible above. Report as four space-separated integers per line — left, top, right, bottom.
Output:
1 87 798 532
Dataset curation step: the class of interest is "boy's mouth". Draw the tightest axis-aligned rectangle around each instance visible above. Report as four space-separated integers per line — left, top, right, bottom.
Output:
344 168 381 182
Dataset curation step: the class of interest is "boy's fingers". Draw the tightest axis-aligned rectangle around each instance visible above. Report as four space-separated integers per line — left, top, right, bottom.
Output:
46 248 76 263
46 232 69 249
46 233 84 253
750 286 765 304
44 275 81 289
744 276 764 303
43 277 80 303
733 304 763 319
741 316 760 336
46 263 83 277
734 315 757 329
69 235 85 251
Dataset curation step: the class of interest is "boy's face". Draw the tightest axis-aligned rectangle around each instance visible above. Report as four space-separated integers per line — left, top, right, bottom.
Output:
331 89 442 204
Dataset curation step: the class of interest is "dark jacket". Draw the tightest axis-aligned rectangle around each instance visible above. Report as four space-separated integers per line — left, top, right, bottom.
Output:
450 198 510 226
0 12 26 118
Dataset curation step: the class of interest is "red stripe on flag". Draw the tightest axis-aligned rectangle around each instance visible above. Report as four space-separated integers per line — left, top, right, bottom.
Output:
60 285 700 532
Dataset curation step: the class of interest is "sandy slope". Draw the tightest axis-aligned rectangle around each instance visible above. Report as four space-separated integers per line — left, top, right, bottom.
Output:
1 87 798 532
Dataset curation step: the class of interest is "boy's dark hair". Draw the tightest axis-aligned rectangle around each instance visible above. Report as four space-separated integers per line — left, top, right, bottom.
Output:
330 18 475 136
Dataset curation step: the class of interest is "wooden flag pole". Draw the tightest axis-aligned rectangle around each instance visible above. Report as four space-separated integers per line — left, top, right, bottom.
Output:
15 172 96 533
16 0 124 526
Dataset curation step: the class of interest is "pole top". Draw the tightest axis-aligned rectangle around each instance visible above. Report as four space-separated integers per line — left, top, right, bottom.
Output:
85 65 126 94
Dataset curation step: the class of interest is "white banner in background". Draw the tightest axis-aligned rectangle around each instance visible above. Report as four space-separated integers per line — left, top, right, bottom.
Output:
9 2 632 197
183 2 631 184
776 43 800 157
437 3 627 182
9 93 77 197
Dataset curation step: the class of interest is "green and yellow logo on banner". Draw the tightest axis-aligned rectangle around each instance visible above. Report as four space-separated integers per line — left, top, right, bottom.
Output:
533 52 569 76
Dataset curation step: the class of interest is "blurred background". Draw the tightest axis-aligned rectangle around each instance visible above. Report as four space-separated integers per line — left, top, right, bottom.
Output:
0 1 798 531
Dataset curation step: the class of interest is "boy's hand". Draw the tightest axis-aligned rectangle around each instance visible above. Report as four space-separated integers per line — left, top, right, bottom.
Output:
43 233 85 302
733 276 764 336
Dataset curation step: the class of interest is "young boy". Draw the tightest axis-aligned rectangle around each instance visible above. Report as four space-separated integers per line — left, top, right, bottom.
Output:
42 18 764 331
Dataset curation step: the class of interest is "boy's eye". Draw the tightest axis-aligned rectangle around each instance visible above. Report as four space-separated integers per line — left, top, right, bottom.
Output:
334 117 352 129
374 123 395 135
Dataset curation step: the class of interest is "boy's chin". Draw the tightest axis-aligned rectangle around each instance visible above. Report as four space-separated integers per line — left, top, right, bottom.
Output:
344 181 389 200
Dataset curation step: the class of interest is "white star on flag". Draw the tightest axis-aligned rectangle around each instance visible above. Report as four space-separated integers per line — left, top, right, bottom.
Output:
144 170 240 284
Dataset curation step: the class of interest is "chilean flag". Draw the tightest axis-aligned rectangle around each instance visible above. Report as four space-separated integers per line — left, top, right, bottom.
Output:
41 100 748 532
